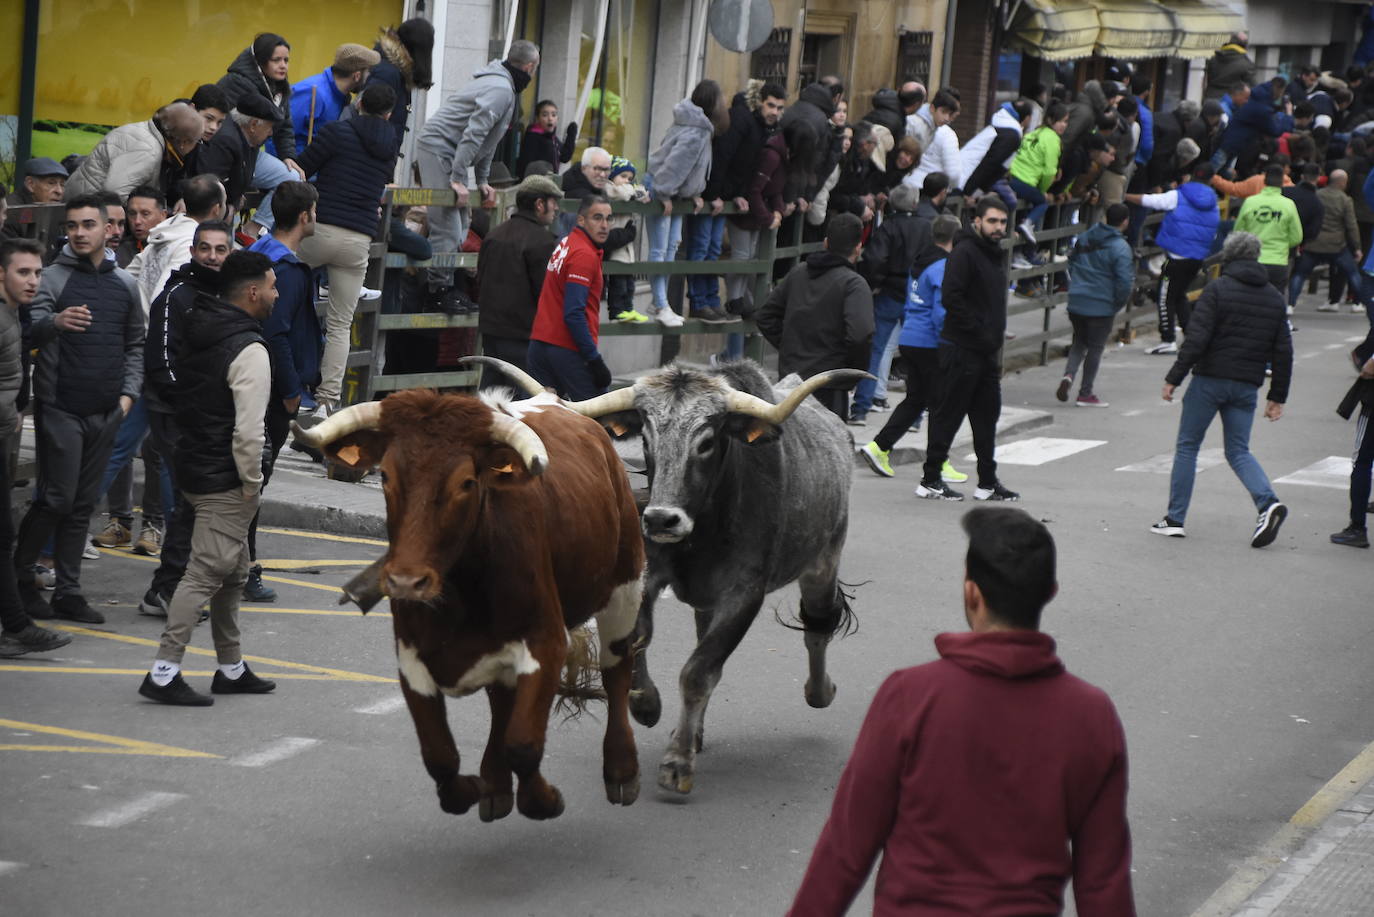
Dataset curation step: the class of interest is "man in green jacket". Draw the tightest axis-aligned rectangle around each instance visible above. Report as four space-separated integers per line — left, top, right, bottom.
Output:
1233 163 1303 295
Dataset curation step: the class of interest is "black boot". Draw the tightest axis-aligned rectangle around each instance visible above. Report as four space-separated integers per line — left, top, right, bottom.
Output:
242 565 277 603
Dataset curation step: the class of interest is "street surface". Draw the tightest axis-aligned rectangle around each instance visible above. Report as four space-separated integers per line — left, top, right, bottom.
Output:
1 304 1371 917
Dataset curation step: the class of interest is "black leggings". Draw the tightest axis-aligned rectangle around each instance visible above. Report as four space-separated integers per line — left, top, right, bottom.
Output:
1157 257 1203 343
874 346 938 452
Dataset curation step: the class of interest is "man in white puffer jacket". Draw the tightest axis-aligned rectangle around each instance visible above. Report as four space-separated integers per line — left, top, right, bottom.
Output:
905 90 964 191
127 176 227 314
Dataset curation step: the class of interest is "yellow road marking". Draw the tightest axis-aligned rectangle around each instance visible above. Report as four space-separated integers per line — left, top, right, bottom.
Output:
257 559 371 570
1189 735 1374 916
239 606 390 618
49 625 396 684
257 526 388 547
0 718 218 758
92 548 354 595
0 666 357 681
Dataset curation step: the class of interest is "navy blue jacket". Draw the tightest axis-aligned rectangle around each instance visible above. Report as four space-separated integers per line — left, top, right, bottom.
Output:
250 235 320 401
1067 222 1134 317
1154 182 1221 261
1220 83 1294 157
365 53 411 151
295 115 399 236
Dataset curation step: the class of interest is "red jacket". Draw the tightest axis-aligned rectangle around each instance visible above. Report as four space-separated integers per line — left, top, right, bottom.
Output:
529 227 604 356
788 630 1135 917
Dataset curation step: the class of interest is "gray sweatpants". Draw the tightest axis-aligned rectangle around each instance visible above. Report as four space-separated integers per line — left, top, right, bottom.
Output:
415 146 470 292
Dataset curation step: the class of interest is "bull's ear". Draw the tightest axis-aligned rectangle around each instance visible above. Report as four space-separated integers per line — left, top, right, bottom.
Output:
596 410 643 441
481 444 538 488
324 431 391 470
724 413 782 445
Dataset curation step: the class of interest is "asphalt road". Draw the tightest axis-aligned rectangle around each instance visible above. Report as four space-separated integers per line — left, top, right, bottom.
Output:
2 304 1371 917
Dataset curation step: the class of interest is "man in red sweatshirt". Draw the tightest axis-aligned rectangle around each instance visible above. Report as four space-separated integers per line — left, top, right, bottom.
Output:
788 507 1135 916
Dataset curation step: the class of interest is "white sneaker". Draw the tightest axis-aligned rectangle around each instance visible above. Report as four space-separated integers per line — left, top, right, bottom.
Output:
359 286 382 301
1017 220 1037 244
1011 254 1033 270
82 544 100 560
1145 341 1178 355
654 307 684 328
1351 303 1366 314
1316 302 1339 313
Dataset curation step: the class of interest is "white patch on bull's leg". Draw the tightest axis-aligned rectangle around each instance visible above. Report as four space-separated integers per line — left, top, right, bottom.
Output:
803 630 837 708
594 577 643 667
448 641 541 696
396 639 439 697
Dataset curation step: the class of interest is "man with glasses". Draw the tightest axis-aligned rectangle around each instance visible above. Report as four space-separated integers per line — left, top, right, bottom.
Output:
527 195 615 399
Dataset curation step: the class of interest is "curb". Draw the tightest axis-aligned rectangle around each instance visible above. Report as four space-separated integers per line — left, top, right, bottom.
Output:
258 497 387 540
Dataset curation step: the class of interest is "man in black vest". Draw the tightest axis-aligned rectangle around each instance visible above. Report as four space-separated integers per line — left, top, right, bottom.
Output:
140 250 277 707
14 195 144 625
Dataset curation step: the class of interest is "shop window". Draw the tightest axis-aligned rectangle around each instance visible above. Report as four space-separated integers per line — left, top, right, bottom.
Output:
751 27 792 84
895 30 933 87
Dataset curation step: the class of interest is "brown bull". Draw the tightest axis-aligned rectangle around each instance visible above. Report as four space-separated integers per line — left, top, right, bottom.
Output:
293 389 645 820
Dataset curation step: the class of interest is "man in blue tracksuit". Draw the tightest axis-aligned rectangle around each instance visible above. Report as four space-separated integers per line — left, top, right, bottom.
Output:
1127 163 1222 354
1057 204 1134 407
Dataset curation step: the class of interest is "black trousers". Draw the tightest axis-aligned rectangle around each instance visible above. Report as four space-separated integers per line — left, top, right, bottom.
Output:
1351 405 1374 531
922 343 1001 487
1263 262 1290 297
874 346 938 452
1157 257 1204 343
148 409 192 599
14 402 123 601
810 388 848 421
479 334 532 391
0 444 30 634
247 401 295 562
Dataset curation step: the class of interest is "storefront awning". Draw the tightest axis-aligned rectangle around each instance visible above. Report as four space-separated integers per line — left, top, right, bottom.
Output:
1157 0 1245 59
1006 0 1102 61
1092 0 1179 59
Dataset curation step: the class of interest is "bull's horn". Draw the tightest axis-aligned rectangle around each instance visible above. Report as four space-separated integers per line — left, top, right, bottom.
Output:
458 356 546 397
291 401 384 449
725 369 875 426
489 413 549 476
561 385 637 418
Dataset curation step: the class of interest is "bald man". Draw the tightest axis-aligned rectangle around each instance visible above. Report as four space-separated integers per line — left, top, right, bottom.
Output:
65 102 204 201
1292 168 1364 312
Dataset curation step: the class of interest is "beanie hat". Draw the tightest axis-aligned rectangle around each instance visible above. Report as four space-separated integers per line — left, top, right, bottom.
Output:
608 156 636 181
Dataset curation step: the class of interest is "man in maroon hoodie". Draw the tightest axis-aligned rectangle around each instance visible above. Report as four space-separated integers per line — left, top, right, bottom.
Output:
788 507 1135 917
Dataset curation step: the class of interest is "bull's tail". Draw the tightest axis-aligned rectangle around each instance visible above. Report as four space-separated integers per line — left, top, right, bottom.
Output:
554 624 607 719
774 579 863 639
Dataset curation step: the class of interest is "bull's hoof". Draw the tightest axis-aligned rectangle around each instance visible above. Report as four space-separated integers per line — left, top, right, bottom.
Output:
629 683 662 728
805 675 837 709
479 792 514 822
605 772 641 806
657 755 695 795
437 774 484 816
516 783 565 820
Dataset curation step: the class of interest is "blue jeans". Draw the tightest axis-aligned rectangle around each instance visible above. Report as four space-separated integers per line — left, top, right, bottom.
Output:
1289 249 1363 307
250 152 295 232
1167 374 1277 524
646 213 683 311
685 214 725 310
1008 176 1048 227
98 399 174 524
852 295 904 415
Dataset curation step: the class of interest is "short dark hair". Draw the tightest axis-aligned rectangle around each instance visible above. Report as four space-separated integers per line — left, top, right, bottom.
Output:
1131 74 1152 96
760 82 786 103
922 171 950 198
219 249 275 299
1011 99 1034 121
825 212 863 255
577 193 610 215
1105 202 1130 226
65 194 107 219
271 181 319 230
1191 162 1216 183
1115 96 1138 118
179 174 224 218
1294 102 1315 121
0 237 43 269
127 185 166 211
1085 132 1111 153
1264 163 1286 186
535 99 558 115
191 83 229 114
93 190 124 212
976 195 1009 218
961 507 1057 629
931 214 961 245
1301 161 1321 182
193 219 233 246
1045 101 1070 124
931 88 960 113
359 83 396 117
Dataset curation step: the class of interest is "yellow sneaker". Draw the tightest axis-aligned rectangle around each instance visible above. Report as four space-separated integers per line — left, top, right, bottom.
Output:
613 309 650 323
941 461 969 483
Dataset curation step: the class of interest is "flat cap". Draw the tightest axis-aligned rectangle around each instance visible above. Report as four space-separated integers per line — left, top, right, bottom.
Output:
515 174 564 198
236 94 282 122
25 157 67 178
334 43 382 74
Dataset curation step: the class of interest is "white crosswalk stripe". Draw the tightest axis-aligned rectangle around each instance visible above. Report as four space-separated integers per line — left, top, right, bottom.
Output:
1273 456 1353 489
964 437 1105 466
1117 448 1226 474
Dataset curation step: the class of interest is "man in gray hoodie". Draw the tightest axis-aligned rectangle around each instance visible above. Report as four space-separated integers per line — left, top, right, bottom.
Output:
416 40 539 304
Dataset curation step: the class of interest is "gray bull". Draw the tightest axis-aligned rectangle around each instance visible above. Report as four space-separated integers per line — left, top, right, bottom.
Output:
533 360 864 795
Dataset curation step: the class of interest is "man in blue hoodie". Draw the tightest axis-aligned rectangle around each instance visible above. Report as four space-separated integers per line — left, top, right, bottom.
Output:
1127 164 1221 355
1057 204 1134 408
1216 80 1293 174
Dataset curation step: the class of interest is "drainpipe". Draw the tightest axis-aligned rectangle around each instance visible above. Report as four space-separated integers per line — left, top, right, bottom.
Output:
16 0 38 179
940 0 959 88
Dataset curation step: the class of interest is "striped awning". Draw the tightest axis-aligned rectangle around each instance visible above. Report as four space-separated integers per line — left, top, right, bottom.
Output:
1157 0 1245 59
1006 0 1102 61
1092 0 1179 59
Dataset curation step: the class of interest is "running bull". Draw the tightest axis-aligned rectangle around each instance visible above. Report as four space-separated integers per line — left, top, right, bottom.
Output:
293 389 644 820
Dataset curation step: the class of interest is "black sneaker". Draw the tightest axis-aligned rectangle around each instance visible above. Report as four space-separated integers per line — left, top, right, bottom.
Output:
1329 525 1369 548
1056 375 1072 402
138 588 171 618
915 480 964 501
211 663 277 695
846 412 868 426
139 673 214 707
973 482 1020 502
1150 517 1186 537
18 580 52 620
0 624 73 658
51 594 105 625
243 565 277 603
1251 500 1288 548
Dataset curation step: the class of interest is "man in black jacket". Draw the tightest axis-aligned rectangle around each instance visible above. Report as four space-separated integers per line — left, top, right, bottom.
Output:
474 174 561 379
756 213 874 419
14 196 143 625
137 220 233 617
1283 162 1325 248
780 81 841 200
140 251 278 707
860 82 925 140
1154 231 1293 547
1331 328 1374 547
918 197 1017 502
196 93 282 217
